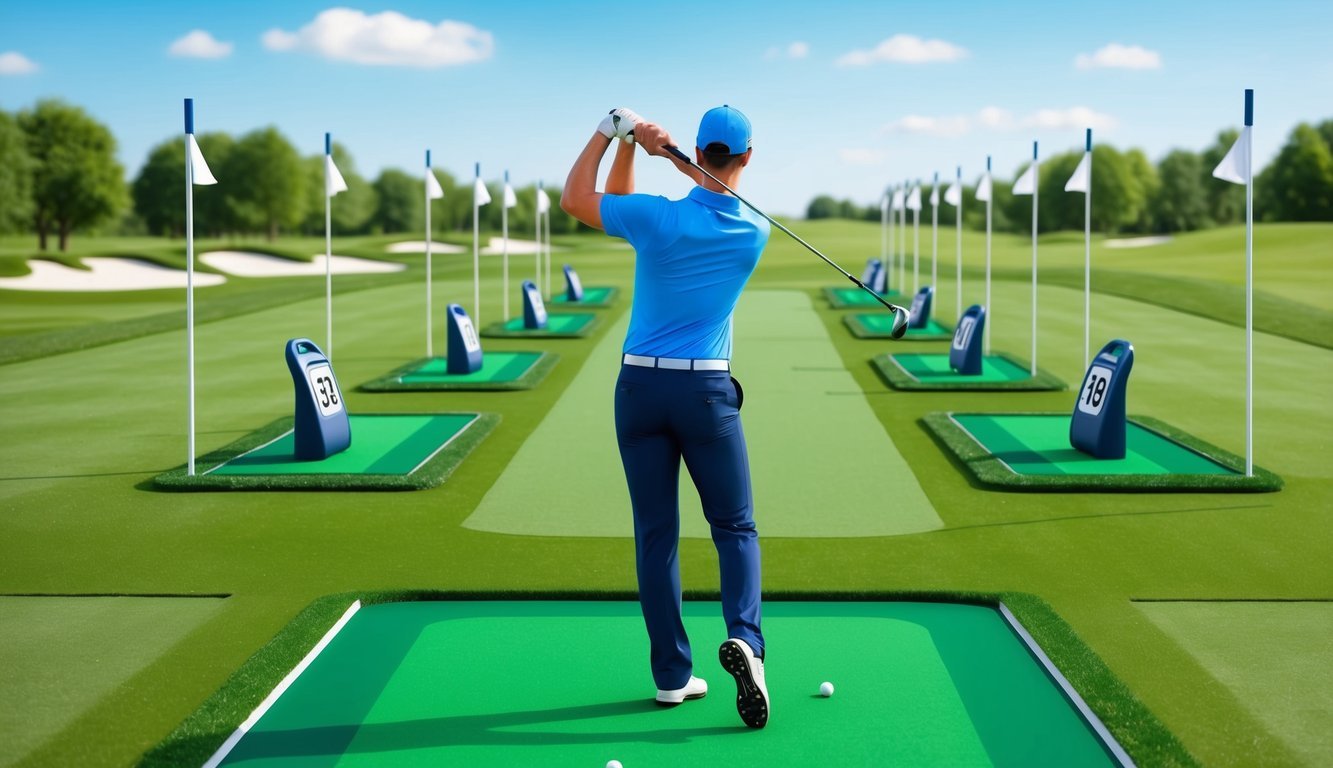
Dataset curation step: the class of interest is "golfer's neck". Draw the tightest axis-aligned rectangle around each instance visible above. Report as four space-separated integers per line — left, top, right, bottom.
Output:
701 168 743 196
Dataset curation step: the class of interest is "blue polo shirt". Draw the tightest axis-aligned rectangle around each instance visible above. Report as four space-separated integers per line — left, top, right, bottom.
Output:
601 186 769 359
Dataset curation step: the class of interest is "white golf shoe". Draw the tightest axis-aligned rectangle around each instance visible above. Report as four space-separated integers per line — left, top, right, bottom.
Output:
719 638 769 728
655 675 708 706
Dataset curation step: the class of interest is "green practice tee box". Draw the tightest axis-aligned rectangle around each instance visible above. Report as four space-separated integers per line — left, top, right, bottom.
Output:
845 313 952 340
480 312 598 338
359 351 556 392
924 411 1282 492
154 412 498 491
549 286 619 307
187 599 1130 768
822 285 904 308
873 352 1065 391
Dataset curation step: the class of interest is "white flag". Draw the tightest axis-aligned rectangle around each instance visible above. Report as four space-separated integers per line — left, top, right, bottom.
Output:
1012 164 1036 196
474 177 491 206
1065 153 1091 193
188 135 217 186
503 183 517 209
929 186 940 206
906 186 922 211
536 187 551 214
1212 126 1251 185
891 188 905 211
944 180 962 207
325 155 347 197
880 194 889 213
975 174 992 202
426 170 444 200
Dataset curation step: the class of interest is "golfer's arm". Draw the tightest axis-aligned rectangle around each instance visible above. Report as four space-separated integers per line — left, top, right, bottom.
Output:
605 140 635 195
561 133 613 230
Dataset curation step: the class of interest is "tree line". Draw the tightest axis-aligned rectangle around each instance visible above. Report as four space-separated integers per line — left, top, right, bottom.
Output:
807 119 1333 234
0 99 584 251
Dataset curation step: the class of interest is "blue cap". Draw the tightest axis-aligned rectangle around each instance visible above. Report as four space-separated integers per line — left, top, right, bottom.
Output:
696 105 752 154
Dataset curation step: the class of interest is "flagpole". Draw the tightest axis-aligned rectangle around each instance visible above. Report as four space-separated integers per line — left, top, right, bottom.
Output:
913 183 920 293
1031 141 1039 378
887 189 895 293
931 171 938 291
955 165 962 319
324 132 334 358
1244 89 1254 477
536 182 543 285
1084 129 1092 369
899 181 906 295
473 162 481 328
184 99 196 476
502 170 511 319
880 190 888 287
984 156 992 355
544 208 551 299
425 150 433 358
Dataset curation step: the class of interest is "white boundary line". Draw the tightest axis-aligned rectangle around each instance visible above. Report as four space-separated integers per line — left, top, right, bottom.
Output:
886 354 922 383
202 430 293 475
406 413 480 475
201 600 362 768
997 602 1136 768
946 412 1021 477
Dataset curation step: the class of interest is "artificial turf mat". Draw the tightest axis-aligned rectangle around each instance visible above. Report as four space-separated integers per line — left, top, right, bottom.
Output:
357 351 556 392
924 412 1283 491
197 600 1124 768
153 413 498 491
465 290 940 538
1133 601 1333 768
479 312 598 338
549 286 619 307
872 351 1066 391
822 285 903 308
844 312 953 339
0 595 226 767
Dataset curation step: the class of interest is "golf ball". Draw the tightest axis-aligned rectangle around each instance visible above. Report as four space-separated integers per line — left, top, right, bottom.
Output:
820 681 835 697
607 761 623 768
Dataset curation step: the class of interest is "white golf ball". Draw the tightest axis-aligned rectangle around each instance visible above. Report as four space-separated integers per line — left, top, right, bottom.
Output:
820 681 834 697
607 761 623 768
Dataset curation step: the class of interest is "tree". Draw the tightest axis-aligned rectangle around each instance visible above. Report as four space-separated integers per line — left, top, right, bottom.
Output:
301 142 377 236
1123 149 1159 232
221 127 307 240
1316 119 1333 155
0 110 34 235
131 132 236 237
1152 150 1210 232
372 169 422 234
806 195 839 219
1258 122 1333 221
18 100 128 250
1200 129 1245 226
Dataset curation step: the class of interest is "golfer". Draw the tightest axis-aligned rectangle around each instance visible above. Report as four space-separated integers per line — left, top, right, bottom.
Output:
562 106 771 728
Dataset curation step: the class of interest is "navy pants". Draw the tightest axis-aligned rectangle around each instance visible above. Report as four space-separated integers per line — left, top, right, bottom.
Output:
614 364 764 690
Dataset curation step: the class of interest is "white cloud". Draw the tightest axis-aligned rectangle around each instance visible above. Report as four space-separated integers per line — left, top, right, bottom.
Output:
838 148 886 166
885 106 1115 136
0 51 38 75
263 8 494 67
787 41 809 59
169 30 234 59
1075 43 1161 70
836 34 968 67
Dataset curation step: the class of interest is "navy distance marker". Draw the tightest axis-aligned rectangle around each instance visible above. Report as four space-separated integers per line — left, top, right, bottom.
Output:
562 264 585 302
907 286 934 329
446 303 484 374
521 279 548 329
949 304 987 375
1070 339 1134 459
285 338 351 460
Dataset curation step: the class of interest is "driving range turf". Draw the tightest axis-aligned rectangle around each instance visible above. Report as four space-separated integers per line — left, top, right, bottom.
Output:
1 223 1330 767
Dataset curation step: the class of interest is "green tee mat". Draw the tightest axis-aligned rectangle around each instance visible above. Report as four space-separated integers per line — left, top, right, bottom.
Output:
822 285 903 308
872 352 1066 391
200 600 1126 768
549 286 620 307
844 312 953 339
0 595 226 767
464 290 941 538
357 351 556 392
1134 600 1333 768
153 413 499 491
924 412 1282 491
479 312 598 338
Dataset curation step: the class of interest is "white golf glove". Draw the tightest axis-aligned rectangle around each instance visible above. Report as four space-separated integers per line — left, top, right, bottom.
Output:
597 108 642 143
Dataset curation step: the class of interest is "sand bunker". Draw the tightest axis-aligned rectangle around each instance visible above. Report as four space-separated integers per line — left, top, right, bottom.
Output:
386 241 465 254
1104 236 1173 249
0 257 226 292
200 251 406 277
481 237 557 255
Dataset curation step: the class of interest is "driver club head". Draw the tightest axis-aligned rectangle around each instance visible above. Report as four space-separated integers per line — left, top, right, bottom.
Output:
890 307 910 339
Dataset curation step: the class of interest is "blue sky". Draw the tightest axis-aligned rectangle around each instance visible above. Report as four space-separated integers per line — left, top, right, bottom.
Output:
2 0 1331 215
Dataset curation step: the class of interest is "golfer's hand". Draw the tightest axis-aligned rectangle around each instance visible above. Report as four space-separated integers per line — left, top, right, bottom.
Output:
633 122 675 158
597 108 641 143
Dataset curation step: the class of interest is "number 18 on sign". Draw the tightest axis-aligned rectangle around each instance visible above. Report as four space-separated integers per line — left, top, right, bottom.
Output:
285 338 351 460
1070 339 1134 459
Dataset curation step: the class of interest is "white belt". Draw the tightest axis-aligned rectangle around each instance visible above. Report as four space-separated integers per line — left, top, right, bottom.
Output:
623 354 729 371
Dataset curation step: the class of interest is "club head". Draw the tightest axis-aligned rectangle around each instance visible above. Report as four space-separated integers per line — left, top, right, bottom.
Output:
890 307 910 339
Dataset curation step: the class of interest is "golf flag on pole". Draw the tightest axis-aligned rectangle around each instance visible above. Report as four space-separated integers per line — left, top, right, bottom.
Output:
502 170 513 319
473 174 491 206
982 156 993 353
1012 161 1037 196
929 181 940 207
535 182 548 286
906 185 922 211
1069 129 1094 369
909 181 922 291
473 163 485 326
503 179 517 209
323 132 338 357
426 166 444 200
425 150 439 358
1022 142 1039 375
891 187 905 211
975 171 992 202
930 171 939 291
183 98 216 476
944 173 962 207
325 135 347 197
1065 152 1091 193
187 136 216 186
950 165 963 319
1213 89 1255 477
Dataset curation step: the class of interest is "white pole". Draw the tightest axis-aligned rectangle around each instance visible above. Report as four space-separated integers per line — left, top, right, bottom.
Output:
880 191 888 287
502 170 510 319
985 157 992 355
536 182 543 286
898 182 906 295
473 162 481 328
325 133 333 358
955 165 962 319
913 200 920 293
185 100 196 476
887 190 895 293
1031 141 1039 378
425 150 433 358
544 209 551 299
931 171 938 290
1244 90 1254 477
1084 129 1092 369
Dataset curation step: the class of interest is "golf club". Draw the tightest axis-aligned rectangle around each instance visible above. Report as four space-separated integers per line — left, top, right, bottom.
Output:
655 143 910 339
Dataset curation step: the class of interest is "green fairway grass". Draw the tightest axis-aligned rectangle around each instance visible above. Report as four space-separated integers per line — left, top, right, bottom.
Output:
0 220 1330 767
